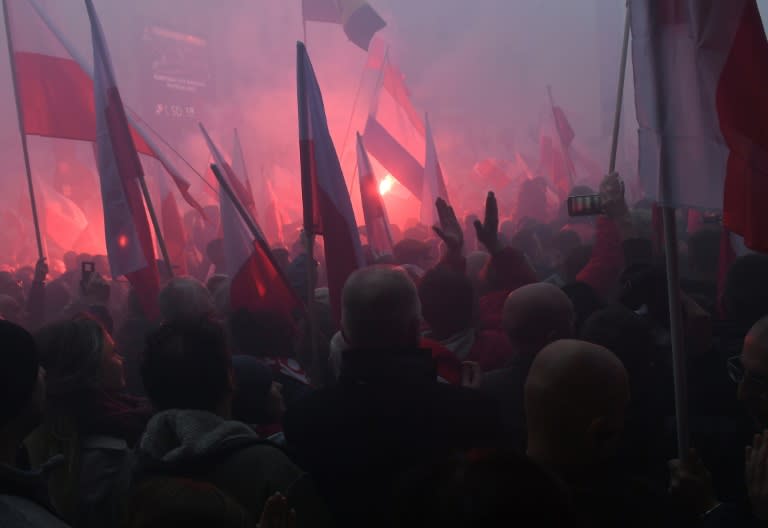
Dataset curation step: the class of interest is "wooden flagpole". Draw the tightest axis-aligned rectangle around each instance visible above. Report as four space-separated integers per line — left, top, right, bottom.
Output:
3 0 45 261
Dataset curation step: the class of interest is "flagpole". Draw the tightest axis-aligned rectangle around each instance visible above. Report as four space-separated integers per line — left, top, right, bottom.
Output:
608 2 631 174
297 42 320 376
339 68 369 185
137 174 174 278
546 85 576 186
662 206 690 463
3 0 45 261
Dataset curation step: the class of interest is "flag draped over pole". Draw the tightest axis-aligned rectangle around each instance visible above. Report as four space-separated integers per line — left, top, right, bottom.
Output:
201 124 302 321
86 0 160 318
356 133 393 257
302 0 386 51
631 0 768 252
297 42 364 320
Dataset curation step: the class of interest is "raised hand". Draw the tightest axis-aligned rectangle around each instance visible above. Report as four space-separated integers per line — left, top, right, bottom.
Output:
432 198 464 255
259 493 296 528
473 191 500 254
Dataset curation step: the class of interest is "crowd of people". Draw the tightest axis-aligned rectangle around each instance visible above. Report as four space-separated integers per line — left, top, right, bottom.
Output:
1 172 768 527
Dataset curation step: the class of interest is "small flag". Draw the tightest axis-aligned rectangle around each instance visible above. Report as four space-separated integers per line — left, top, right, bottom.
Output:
302 0 386 51
356 133 393 257
420 114 449 227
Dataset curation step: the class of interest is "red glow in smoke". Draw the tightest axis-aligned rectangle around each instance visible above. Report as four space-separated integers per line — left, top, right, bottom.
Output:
118 234 129 249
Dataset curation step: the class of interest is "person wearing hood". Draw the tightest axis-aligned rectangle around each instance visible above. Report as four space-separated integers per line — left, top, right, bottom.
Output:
0 320 69 527
131 317 328 528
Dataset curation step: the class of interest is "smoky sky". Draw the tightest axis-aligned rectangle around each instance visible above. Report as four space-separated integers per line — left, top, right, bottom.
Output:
1 0 768 225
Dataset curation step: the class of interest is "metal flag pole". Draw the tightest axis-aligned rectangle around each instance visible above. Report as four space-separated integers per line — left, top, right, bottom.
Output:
608 2 632 174
3 0 45 260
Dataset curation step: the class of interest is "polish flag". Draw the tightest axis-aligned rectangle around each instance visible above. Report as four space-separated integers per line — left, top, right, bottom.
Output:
420 114 449 227
200 125 301 320
363 52 448 202
36 180 88 250
356 133 393 258
302 0 386 51
231 130 258 221
86 0 159 318
631 0 768 251
263 177 286 248
5 0 204 216
297 42 365 320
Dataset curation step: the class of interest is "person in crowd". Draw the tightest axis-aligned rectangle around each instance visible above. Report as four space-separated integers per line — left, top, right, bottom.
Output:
231 355 287 444
284 266 503 528
418 266 515 371
229 309 311 405
132 317 328 527
581 305 673 482
481 282 575 447
27 316 149 527
157 277 215 323
525 339 678 526
0 320 70 527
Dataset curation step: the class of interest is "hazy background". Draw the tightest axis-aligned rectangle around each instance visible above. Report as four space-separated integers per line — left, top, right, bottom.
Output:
1 0 767 251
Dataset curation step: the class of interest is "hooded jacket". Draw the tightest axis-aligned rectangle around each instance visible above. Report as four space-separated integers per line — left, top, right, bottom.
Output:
130 409 328 527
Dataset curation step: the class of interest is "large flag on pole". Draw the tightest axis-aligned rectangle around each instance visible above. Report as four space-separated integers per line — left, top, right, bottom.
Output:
6 0 204 217
86 0 159 318
356 133 393 257
201 125 302 320
630 0 768 251
153 162 188 276
302 0 386 51
362 52 448 202
297 42 364 319
420 114 448 227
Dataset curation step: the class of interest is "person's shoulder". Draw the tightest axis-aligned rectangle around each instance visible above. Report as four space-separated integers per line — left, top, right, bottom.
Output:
0 494 70 527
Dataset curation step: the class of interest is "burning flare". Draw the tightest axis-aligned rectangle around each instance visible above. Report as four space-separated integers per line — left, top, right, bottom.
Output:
379 174 395 196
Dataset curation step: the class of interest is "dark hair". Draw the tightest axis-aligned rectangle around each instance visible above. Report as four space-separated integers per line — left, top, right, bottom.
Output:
418 267 474 339
34 317 108 397
561 282 604 334
229 309 294 358
687 228 721 277
141 318 232 412
124 477 253 528
723 254 768 327
581 305 656 373
0 321 39 427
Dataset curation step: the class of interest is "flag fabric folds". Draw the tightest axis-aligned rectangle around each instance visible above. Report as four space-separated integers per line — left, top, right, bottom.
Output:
356 133 393 257
302 0 386 51
297 42 364 319
153 162 188 276
201 124 302 321
86 0 159 318
362 51 448 203
37 180 88 250
630 0 768 251
420 114 448 227
6 0 204 216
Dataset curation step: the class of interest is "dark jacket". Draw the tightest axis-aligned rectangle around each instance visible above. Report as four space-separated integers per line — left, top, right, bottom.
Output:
129 409 329 527
480 356 532 451
0 457 70 528
283 346 504 527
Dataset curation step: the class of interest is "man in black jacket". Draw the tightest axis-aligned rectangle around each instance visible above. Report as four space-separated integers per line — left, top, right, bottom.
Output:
284 266 503 528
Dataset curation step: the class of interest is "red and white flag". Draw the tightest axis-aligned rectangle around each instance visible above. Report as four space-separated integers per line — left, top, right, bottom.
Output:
201 124 302 320
297 42 364 319
5 0 204 216
153 162 188 276
420 114 449 227
231 129 257 216
86 0 159 318
631 0 768 251
356 133 393 257
36 180 88 250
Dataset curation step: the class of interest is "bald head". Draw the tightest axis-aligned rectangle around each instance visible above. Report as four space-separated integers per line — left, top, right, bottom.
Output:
739 317 768 427
525 340 629 465
503 283 575 356
342 266 421 349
